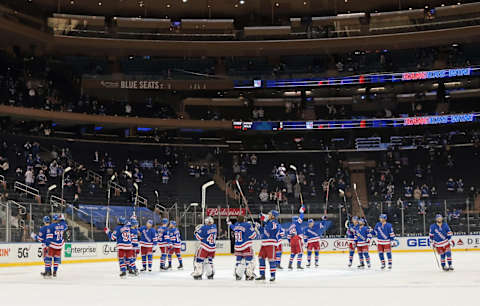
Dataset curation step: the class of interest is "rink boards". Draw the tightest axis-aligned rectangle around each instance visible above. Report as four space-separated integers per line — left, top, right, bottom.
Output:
1 235 479 267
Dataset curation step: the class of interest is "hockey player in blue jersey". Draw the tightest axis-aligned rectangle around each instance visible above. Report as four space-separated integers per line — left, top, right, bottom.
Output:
373 214 395 269
129 218 140 272
228 215 257 280
31 216 51 277
139 220 158 272
287 205 305 270
167 221 183 270
256 210 281 282
354 218 372 269
304 219 323 267
346 216 360 267
429 214 454 271
45 214 68 278
157 218 170 271
105 217 138 278
192 216 217 280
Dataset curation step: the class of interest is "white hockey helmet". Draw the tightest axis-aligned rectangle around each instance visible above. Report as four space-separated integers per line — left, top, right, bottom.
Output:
205 216 214 225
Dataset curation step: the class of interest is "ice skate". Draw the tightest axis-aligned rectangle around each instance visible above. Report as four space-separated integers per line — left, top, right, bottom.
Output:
256 275 266 282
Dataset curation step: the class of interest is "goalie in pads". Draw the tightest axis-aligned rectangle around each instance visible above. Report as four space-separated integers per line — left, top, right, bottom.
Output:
228 215 257 280
192 216 217 280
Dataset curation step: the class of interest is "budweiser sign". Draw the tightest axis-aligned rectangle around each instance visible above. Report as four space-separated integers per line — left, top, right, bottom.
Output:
206 208 246 217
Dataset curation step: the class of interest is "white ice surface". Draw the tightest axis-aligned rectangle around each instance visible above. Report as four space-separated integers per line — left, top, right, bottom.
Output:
1 252 480 306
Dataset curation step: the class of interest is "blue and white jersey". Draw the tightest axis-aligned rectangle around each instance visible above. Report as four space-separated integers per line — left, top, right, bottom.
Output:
195 224 217 252
429 222 453 248
130 227 139 249
139 226 158 248
354 225 372 247
373 222 395 245
46 220 68 250
346 224 358 243
259 220 280 247
276 226 285 246
33 225 50 247
168 228 182 248
304 226 322 244
287 213 305 239
230 221 257 251
108 225 133 250
157 226 170 247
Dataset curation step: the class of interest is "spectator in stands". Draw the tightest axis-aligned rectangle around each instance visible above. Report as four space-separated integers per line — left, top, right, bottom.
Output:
413 186 421 200
133 168 143 184
421 184 429 198
259 188 269 203
49 160 58 179
36 170 47 187
446 178 456 192
456 179 464 193
250 154 257 166
404 181 413 199
0 155 8 176
25 167 34 186
161 168 170 184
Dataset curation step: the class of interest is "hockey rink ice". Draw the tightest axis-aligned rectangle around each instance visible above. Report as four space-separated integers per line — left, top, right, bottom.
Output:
1 252 479 306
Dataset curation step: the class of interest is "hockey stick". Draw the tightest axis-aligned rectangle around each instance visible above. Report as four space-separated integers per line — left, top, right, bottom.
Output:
431 245 442 270
289 165 304 205
353 183 369 226
325 178 334 215
235 180 255 223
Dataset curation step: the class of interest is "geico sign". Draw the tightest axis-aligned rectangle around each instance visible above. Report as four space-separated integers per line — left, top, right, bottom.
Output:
406 238 431 247
333 240 349 250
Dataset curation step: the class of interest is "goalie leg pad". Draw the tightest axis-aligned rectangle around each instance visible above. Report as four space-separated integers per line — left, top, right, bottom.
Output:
205 262 215 277
235 260 246 277
245 259 256 278
192 262 203 277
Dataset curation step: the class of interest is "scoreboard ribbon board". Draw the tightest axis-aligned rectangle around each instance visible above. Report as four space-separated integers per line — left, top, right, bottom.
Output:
233 113 479 131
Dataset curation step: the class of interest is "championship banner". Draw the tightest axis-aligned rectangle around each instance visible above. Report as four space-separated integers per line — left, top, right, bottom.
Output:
206 208 246 217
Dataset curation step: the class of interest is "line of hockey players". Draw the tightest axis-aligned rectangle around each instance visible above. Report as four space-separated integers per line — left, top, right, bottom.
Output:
31 206 454 279
346 213 454 271
191 206 455 281
104 217 184 277
31 214 184 279
191 205 332 282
